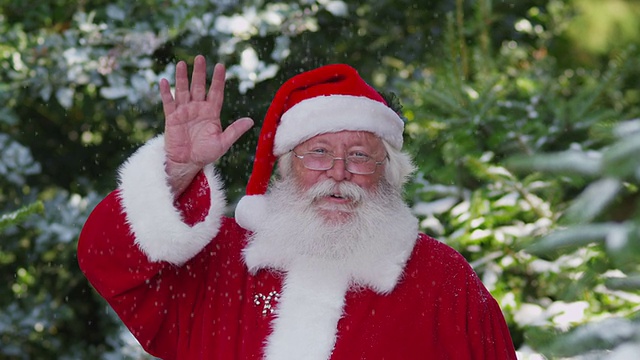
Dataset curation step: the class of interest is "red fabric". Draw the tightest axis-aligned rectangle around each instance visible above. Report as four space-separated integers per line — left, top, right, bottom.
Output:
246 64 386 196
78 174 517 360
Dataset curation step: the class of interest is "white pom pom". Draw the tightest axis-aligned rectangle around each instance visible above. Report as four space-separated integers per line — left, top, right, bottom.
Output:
235 195 268 232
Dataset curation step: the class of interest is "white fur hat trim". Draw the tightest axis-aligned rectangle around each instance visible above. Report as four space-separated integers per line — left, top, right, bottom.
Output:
273 95 404 156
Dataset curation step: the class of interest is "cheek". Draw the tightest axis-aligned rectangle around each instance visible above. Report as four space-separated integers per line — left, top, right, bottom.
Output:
352 173 382 191
299 175 319 190
292 164 321 190
365 167 387 190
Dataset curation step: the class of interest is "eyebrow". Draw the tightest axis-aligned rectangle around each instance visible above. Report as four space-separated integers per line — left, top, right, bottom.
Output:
306 140 373 150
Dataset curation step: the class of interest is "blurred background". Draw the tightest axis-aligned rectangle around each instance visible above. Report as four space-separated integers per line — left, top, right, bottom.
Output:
1 0 639 358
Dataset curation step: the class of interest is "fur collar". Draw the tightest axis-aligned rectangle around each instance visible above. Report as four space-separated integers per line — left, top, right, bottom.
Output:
242 201 418 360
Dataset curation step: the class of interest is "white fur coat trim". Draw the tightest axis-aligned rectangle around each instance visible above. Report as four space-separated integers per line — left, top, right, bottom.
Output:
264 257 350 360
243 205 418 360
117 135 225 265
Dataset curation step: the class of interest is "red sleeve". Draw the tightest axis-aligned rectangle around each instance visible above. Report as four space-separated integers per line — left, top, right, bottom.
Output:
77 172 226 358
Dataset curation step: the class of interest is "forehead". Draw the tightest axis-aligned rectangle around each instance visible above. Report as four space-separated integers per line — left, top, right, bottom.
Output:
297 131 383 149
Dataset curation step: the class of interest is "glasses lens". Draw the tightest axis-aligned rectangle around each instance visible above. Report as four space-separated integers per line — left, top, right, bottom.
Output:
297 152 379 174
346 162 375 174
304 153 332 170
346 155 375 174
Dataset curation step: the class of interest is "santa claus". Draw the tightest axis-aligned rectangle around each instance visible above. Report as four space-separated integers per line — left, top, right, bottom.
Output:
78 55 517 360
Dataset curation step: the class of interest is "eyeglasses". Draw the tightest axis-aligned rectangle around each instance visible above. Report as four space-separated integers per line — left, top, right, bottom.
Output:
292 150 385 175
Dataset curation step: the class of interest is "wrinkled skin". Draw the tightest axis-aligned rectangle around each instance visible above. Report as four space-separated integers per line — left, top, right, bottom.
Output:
159 55 254 196
291 131 387 222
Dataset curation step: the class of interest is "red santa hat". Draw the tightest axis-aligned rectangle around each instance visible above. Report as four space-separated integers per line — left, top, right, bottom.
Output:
235 63 405 231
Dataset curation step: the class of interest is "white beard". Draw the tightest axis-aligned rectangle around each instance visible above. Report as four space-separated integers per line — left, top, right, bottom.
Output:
242 176 419 291
242 177 419 360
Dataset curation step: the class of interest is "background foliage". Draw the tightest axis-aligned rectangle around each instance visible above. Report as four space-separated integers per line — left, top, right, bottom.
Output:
1 0 639 358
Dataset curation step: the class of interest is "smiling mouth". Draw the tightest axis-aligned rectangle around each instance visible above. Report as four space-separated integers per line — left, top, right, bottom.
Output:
330 194 345 199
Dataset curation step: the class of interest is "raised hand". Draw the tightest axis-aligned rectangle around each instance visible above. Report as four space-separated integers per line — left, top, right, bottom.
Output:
159 55 254 195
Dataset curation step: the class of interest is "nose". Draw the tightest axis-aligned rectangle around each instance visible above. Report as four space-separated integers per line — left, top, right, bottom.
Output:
326 157 351 181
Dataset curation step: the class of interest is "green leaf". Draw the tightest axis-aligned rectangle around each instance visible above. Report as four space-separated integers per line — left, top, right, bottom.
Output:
506 150 602 177
527 223 620 256
423 90 470 117
605 224 640 272
543 317 638 357
561 177 622 224
601 132 640 179
605 274 640 291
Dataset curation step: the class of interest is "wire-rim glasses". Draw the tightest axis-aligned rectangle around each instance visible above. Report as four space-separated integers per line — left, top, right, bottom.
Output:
291 150 385 175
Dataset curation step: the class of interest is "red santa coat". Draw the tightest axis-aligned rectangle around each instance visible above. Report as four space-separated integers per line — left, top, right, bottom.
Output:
78 137 516 360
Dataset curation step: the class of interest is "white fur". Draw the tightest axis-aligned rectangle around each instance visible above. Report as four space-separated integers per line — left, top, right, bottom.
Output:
243 178 419 359
235 194 268 232
274 95 405 155
264 257 350 360
117 135 225 265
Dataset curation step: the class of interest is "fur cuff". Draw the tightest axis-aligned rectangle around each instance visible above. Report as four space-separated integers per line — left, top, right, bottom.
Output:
117 135 225 265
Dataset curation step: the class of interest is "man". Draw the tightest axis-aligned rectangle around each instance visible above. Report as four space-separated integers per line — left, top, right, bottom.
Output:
78 55 517 359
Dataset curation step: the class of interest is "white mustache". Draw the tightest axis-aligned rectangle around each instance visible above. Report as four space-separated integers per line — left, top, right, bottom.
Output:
305 179 366 203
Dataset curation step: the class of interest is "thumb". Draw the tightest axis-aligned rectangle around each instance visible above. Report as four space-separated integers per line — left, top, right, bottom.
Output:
220 117 254 151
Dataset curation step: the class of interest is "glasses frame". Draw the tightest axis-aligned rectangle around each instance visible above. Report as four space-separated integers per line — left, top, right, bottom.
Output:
291 150 385 175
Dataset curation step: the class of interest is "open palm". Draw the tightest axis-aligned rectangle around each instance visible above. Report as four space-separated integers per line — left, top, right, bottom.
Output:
160 55 253 195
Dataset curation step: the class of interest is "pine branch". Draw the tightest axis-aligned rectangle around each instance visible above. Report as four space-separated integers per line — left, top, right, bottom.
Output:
0 201 45 231
378 91 408 123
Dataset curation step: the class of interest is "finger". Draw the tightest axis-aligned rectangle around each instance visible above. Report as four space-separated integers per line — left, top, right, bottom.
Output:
174 60 190 105
219 117 254 151
159 78 176 116
190 55 207 101
207 63 226 116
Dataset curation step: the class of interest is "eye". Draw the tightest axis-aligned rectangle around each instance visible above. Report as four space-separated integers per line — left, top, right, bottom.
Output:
307 148 328 157
349 150 370 158
348 151 371 163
